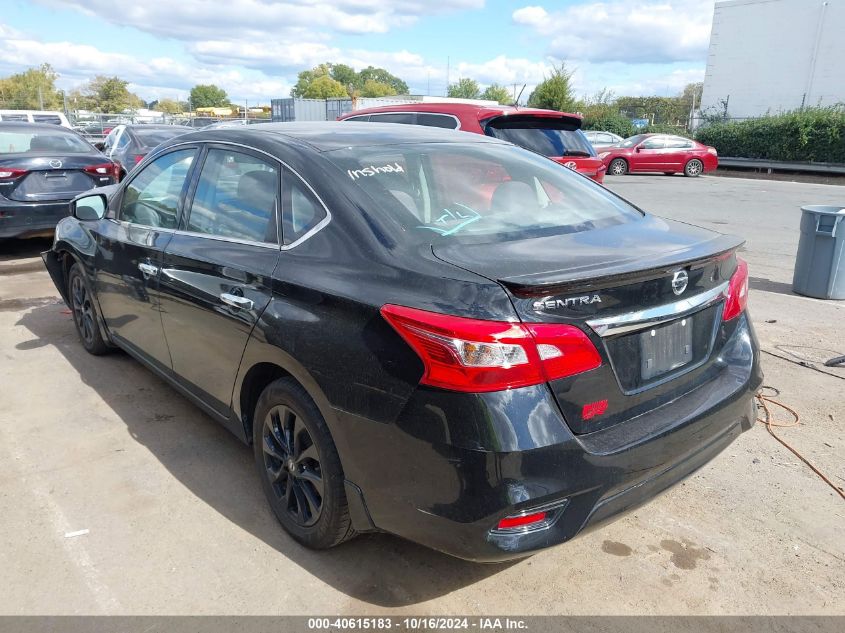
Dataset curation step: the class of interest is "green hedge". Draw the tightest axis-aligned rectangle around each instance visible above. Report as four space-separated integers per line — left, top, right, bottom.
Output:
695 108 845 163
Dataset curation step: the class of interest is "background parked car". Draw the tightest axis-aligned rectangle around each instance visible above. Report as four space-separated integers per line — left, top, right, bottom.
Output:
0 121 117 239
338 103 607 183
599 133 719 177
583 130 624 149
0 110 72 128
102 124 192 178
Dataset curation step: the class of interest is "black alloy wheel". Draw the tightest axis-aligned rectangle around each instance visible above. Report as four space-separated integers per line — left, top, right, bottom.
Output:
262 404 324 527
68 263 109 355
253 377 355 549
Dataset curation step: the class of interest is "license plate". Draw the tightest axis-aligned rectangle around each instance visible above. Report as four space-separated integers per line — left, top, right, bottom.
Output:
640 317 693 380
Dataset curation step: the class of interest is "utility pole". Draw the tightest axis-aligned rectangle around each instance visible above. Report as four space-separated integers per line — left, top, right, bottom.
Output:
245 99 248 120
38 85 44 110
446 56 450 95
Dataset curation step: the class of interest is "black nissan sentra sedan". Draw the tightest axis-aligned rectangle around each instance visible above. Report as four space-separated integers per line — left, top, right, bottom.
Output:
42 122 762 561
0 122 118 239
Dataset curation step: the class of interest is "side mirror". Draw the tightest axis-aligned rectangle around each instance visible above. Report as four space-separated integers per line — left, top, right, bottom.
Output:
635 146 642 152
72 194 107 221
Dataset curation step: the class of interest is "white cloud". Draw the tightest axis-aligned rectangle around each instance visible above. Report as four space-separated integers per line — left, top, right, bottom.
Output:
36 0 485 39
512 5 548 27
0 25 291 102
512 1 714 64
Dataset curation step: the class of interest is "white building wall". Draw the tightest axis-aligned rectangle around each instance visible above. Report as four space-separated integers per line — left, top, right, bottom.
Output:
701 0 845 118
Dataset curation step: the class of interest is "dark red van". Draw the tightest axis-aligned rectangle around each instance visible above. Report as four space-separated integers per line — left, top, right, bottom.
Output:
338 103 606 183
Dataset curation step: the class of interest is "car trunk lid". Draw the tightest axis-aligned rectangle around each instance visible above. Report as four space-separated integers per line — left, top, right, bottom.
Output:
0 154 114 202
432 215 744 434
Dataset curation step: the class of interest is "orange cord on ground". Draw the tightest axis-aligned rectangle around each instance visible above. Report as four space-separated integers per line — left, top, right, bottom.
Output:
756 387 845 501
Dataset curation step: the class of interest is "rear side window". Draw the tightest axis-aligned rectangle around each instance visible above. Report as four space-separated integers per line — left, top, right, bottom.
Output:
281 169 327 245
120 149 196 228
665 137 693 149
485 117 594 158
416 113 459 129
369 113 415 125
186 148 279 244
343 115 370 122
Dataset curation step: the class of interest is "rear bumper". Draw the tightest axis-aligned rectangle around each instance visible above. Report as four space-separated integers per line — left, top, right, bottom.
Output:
334 314 762 561
0 198 71 238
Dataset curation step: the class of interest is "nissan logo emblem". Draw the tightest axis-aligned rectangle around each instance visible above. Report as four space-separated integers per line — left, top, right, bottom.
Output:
671 270 689 296
49 159 63 169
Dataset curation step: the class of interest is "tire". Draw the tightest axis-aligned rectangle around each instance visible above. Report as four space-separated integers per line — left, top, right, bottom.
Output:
608 158 628 176
253 377 355 549
68 263 110 355
684 159 704 177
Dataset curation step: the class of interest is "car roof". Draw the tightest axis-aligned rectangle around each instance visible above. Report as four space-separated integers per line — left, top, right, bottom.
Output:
343 102 582 122
0 121 76 132
181 121 510 152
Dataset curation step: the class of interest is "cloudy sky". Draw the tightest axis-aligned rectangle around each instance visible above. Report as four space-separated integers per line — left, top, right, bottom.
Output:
1 0 716 104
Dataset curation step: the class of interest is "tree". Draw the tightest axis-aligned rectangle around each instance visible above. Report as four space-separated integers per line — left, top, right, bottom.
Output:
302 74 348 99
360 79 396 98
154 98 183 114
447 78 481 99
481 83 512 104
357 66 408 95
0 64 62 110
70 75 143 113
329 63 358 89
528 64 577 112
292 63 409 98
190 84 228 108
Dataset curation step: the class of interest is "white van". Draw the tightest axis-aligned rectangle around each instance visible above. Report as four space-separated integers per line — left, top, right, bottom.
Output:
0 110 72 128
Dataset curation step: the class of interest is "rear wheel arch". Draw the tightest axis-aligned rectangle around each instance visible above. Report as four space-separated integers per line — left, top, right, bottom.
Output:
235 348 337 447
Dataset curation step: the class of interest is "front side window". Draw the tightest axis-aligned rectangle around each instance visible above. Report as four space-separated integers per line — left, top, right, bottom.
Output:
369 113 415 125
186 148 279 244
120 149 196 227
641 137 666 150
328 142 642 243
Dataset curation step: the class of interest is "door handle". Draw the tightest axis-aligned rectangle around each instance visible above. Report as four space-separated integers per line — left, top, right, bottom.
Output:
138 262 159 277
220 293 254 310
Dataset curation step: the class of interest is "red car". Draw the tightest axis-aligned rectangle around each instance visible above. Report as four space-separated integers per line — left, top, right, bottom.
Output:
338 103 607 183
599 133 718 177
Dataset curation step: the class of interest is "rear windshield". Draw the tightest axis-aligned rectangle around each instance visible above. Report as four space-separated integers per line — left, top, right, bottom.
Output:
485 118 594 158
327 142 642 244
134 128 188 146
0 129 93 154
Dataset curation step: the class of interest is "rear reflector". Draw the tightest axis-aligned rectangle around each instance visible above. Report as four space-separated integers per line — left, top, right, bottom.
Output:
582 399 609 420
380 304 601 392
722 257 748 321
497 511 547 530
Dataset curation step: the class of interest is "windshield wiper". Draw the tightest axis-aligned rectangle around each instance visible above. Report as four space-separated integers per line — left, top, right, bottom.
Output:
561 150 592 157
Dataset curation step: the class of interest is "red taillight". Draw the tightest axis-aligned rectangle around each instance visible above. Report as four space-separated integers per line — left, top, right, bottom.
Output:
497 511 547 530
133 154 145 164
723 257 749 321
380 304 601 393
83 163 115 177
0 168 28 181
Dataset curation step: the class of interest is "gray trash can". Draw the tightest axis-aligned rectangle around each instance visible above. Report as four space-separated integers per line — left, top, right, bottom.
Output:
792 205 845 299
